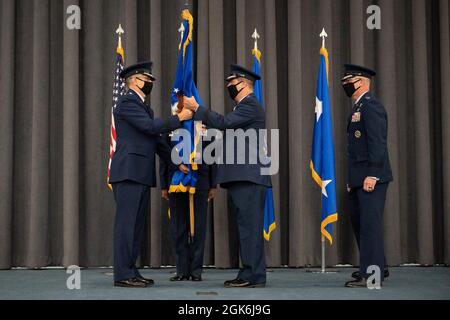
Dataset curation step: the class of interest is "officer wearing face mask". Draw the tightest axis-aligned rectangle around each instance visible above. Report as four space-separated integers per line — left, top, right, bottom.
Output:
109 61 193 288
341 64 393 288
182 64 272 288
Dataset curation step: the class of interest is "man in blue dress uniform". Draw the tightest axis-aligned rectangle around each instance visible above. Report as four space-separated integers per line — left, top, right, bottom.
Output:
109 61 193 288
341 64 393 288
182 64 272 288
160 129 217 282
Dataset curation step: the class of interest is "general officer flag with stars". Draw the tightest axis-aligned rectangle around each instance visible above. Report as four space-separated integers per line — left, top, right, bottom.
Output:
310 46 338 245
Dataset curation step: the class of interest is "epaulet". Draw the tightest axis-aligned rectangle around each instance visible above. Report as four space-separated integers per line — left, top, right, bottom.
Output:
361 95 385 115
243 94 260 107
365 94 382 107
117 94 128 104
121 90 139 102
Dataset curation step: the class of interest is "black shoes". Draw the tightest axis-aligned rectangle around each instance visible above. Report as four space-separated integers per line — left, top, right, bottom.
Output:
224 278 241 287
345 278 368 288
115 274 267 287
114 278 152 288
351 269 390 280
136 275 154 286
346 269 388 288
170 275 191 281
224 278 265 288
191 275 202 282
170 275 203 281
345 278 383 288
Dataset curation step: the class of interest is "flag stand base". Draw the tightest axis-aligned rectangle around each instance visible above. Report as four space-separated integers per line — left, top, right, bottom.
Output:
304 236 340 273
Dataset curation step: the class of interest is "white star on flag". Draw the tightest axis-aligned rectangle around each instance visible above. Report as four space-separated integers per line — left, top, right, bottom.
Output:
174 88 180 94
315 97 323 122
321 179 332 198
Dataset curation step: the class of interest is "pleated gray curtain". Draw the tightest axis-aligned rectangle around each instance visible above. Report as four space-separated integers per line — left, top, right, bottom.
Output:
0 0 449 269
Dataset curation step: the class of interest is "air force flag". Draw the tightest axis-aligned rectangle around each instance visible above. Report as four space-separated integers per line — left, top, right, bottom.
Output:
169 9 203 195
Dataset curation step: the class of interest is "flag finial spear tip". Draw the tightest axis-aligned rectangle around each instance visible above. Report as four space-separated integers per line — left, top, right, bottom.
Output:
116 24 124 35
252 28 260 52
116 24 125 49
252 28 260 40
320 28 328 48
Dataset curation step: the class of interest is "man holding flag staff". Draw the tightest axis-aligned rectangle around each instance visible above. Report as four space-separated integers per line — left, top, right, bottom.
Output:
160 8 217 282
160 128 217 282
109 61 193 288
341 64 393 288
183 64 272 288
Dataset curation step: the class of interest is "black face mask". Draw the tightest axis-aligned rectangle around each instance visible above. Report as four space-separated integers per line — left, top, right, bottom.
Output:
138 78 153 96
342 80 361 98
227 81 244 100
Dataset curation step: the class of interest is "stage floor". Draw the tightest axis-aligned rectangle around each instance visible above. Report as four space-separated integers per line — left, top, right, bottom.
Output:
0 267 449 300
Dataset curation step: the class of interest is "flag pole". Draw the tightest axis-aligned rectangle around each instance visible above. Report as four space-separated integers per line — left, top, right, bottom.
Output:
306 28 339 275
320 27 328 274
321 236 326 273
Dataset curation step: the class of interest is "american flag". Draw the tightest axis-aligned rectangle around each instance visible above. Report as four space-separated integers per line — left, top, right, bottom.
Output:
107 47 126 188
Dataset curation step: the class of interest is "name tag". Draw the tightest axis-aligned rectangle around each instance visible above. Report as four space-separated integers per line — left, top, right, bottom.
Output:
351 112 361 123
